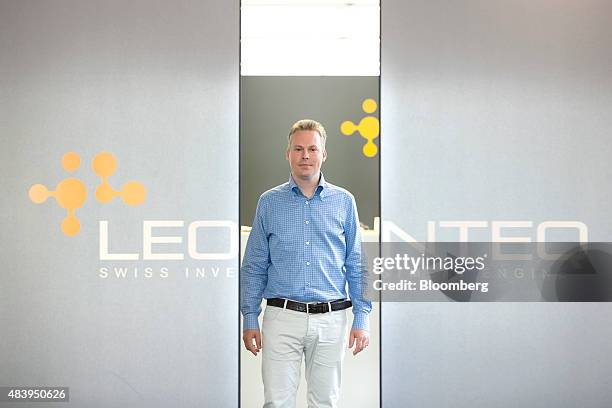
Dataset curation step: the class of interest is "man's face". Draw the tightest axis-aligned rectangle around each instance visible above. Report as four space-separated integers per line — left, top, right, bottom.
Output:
286 130 327 182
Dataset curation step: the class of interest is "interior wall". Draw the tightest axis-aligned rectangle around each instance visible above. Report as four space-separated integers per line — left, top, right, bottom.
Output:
0 1 238 406
381 0 612 406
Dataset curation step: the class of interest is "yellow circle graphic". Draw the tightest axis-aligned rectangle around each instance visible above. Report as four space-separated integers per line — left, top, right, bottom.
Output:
31 150 146 236
62 213 81 236
363 142 378 158
55 178 87 210
92 151 117 178
340 98 380 158
358 116 379 139
362 98 377 114
62 151 81 172
341 121 357 136
96 182 115 203
121 181 146 206
29 184 49 204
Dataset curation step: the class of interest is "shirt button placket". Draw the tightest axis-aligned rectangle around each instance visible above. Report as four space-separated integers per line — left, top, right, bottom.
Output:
304 199 311 290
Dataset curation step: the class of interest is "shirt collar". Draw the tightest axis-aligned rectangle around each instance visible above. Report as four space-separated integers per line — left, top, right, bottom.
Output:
288 172 328 200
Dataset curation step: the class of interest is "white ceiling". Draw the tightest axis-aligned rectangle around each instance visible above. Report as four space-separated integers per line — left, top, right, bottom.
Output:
241 1 380 75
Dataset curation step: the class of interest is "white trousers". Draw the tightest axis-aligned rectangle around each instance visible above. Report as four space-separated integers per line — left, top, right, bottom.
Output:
261 305 349 408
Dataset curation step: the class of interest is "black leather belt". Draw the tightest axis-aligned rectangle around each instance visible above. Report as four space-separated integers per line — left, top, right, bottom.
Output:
267 298 352 314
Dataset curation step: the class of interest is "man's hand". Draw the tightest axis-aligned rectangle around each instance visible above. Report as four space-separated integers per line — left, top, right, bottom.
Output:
348 329 370 356
243 329 262 356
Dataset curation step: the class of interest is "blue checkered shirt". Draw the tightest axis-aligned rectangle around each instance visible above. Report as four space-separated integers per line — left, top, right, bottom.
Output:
241 174 371 331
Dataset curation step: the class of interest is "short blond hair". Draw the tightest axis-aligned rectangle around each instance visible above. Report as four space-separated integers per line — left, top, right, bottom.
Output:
287 119 327 150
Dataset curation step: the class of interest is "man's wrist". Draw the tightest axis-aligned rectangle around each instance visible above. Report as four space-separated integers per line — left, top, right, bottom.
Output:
243 314 260 331
351 312 370 331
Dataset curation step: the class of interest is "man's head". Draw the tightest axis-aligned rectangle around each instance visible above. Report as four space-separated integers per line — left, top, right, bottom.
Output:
286 119 328 182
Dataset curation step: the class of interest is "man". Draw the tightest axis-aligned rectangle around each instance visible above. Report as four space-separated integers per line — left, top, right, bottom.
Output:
241 119 371 408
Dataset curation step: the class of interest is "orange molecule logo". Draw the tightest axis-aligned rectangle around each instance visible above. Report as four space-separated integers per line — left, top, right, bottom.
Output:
93 152 146 206
341 98 380 158
28 152 87 236
28 151 146 237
